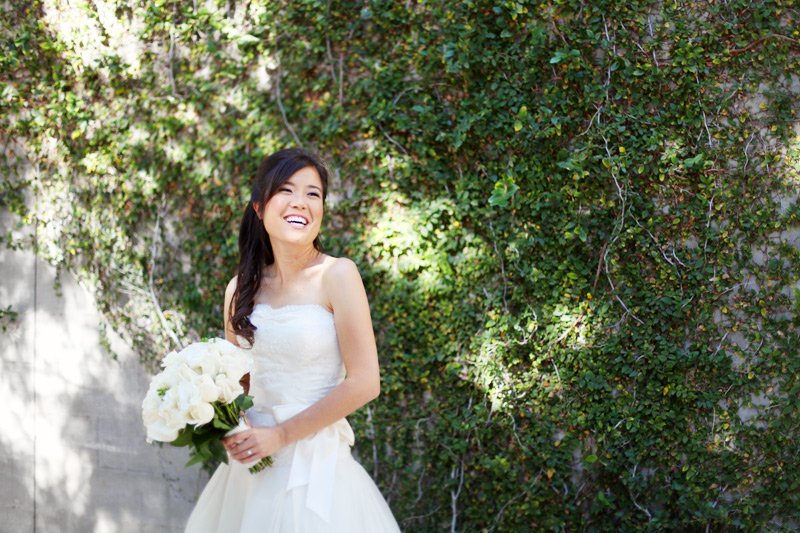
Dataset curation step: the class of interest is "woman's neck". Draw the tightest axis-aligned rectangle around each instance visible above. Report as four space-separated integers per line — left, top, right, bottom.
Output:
267 242 320 284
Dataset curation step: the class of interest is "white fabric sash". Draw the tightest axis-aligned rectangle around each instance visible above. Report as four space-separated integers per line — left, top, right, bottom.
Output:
272 404 355 523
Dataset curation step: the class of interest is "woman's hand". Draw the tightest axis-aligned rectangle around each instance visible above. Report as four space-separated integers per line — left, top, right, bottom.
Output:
222 419 284 464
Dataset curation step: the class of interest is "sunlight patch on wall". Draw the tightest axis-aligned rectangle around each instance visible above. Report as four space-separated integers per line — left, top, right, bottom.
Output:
783 127 800 186
364 191 448 292
470 335 514 413
42 0 146 76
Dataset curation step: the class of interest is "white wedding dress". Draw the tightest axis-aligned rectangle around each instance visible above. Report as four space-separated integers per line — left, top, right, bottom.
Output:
185 303 400 532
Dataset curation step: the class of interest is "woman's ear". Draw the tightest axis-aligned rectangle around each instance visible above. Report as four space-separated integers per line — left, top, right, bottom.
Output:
253 202 261 219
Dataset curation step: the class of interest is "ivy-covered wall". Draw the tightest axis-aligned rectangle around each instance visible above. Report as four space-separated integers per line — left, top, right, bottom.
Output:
3 0 800 529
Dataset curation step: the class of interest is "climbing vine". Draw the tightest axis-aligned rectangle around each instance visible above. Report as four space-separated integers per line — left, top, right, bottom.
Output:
2 0 799 529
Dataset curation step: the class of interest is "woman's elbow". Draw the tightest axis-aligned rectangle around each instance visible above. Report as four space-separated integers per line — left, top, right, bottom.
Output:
370 382 381 402
362 374 381 403
364 377 380 403
347 369 381 404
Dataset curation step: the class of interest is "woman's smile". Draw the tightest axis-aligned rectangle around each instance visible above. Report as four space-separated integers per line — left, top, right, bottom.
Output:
283 214 309 227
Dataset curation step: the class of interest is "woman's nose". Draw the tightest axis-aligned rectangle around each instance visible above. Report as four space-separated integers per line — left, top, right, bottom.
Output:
290 192 306 208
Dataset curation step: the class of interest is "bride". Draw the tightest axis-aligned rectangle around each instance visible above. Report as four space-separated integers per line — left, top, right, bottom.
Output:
185 148 400 532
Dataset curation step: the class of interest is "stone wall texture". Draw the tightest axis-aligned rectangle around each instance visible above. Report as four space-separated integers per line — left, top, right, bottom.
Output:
0 209 206 533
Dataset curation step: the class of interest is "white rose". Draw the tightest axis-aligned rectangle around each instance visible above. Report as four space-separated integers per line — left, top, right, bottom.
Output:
193 373 221 403
142 385 162 428
161 349 182 369
145 418 181 443
218 352 249 382
157 363 184 389
187 401 215 426
180 342 221 376
174 377 221 426
175 380 201 413
177 362 200 382
142 367 182 423
215 374 244 404
159 387 190 429
212 338 239 356
143 347 224 440
142 387 188 444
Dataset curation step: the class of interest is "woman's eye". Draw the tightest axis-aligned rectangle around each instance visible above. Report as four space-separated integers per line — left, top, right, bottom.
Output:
279 187 291 193
308 192 320 198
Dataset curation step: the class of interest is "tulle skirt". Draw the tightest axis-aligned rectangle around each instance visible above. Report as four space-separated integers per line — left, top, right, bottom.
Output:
184 414 400 533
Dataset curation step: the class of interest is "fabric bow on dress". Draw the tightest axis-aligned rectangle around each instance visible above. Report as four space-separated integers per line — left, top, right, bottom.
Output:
272 404 355 523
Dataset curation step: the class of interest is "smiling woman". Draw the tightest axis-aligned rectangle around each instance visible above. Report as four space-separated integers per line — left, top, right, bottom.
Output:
229 149 330 347
257 166 324 245
184 148 400 532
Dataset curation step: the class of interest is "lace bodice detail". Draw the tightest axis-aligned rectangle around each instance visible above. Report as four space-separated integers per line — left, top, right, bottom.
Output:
244 303 345 413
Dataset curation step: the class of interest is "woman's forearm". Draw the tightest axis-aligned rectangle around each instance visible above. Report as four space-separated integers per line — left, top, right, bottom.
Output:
273 373 379 448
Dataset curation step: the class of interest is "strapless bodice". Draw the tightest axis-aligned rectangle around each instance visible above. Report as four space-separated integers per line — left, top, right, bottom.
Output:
243 303 345 413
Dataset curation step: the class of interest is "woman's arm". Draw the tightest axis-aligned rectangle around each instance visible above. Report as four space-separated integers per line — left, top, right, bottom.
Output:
225 258 381 463
223 276 250 393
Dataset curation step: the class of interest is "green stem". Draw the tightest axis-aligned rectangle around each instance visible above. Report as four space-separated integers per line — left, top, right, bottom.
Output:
248 456 273 474
213 401 239 427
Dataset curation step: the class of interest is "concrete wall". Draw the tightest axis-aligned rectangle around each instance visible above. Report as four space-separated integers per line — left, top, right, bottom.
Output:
0 209 207 532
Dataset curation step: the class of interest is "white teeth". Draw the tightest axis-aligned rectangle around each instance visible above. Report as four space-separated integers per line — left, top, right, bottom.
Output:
284 215 307 226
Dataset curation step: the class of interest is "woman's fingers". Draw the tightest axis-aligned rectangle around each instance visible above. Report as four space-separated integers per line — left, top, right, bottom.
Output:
226 436 260 462
222 435 248 454
222 427 269 462
222 429 251 449
232 444 259 463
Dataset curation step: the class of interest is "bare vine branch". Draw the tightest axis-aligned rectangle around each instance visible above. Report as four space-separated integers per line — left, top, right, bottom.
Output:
365 404 379 479
449 461 465 533
274 59 303 147
377 123 408 155
149 194 183 350
730 33 800 54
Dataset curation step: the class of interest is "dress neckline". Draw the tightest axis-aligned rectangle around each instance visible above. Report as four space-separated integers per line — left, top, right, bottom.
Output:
253 302 334 316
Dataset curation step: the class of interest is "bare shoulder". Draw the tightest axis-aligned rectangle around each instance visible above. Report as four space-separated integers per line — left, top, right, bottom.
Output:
222 275 240 344
321 256 362 285
225 275 238 307
320 256 366 307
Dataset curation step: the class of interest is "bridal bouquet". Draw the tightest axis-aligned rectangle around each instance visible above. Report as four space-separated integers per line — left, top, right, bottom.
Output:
141 338 272 474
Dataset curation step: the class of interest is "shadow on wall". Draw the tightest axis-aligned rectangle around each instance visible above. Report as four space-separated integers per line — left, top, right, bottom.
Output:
0 226 206 532
0 206 40 530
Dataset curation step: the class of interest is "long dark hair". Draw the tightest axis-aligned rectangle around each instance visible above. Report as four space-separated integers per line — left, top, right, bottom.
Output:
230 148 329 346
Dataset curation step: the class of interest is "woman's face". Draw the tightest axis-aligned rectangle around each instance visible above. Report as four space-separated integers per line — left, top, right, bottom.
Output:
258 166 324 246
